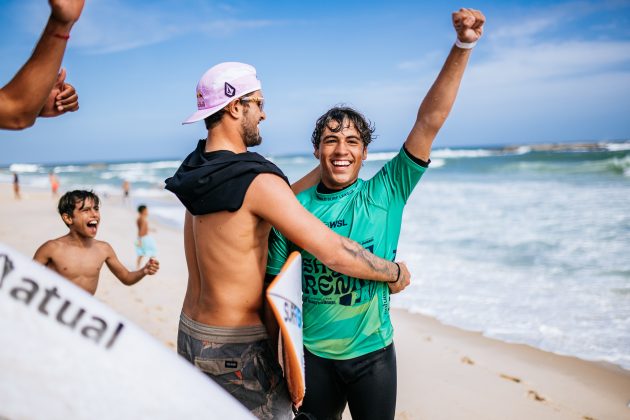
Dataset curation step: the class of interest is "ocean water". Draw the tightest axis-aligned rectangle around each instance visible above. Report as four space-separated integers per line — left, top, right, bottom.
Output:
3 141 630 370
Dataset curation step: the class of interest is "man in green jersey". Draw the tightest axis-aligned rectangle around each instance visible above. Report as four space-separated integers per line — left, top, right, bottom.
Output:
266 8 485 419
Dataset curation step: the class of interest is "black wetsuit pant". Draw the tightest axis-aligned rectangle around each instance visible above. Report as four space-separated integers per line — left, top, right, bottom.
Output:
296 343 397 420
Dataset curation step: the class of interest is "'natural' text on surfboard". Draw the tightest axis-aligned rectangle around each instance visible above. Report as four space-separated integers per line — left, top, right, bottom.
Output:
0 253 124 350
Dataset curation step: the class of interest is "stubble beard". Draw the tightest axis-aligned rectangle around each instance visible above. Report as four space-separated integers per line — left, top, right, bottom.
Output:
242 109 262 147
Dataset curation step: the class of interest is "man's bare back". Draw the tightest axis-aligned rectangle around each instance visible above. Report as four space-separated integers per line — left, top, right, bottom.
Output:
183 207 270 326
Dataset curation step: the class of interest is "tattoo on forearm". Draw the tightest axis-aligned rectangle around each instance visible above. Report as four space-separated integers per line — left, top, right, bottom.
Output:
340 237 396 281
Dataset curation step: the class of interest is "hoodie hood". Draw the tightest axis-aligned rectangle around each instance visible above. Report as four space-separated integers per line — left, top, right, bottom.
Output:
165 140 289 215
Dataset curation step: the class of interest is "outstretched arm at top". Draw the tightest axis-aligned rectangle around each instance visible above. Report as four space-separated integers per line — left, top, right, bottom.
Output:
104 243 160 286
0 0 84 130
404 8 485 161
250 174 410 286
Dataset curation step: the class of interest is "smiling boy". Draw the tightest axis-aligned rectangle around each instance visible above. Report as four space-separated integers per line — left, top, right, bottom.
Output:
33 190 159 295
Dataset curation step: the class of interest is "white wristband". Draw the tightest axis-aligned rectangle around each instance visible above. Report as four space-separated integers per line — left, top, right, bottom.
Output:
455 38 477 49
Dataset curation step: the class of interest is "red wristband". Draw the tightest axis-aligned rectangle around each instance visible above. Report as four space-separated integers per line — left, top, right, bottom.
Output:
54 33 70 40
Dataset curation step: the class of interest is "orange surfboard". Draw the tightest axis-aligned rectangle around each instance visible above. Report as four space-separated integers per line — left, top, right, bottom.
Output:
266 252 305 405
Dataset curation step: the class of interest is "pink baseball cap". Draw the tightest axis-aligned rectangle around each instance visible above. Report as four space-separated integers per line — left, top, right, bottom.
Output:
182 62 262 124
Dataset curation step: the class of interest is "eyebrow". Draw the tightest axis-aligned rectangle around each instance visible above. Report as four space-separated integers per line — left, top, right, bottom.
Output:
323 134 361 140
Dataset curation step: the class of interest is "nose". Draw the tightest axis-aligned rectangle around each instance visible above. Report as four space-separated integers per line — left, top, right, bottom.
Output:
260 110 266 121
334 140 349 154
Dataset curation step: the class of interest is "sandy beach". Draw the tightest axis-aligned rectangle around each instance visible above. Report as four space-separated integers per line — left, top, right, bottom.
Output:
1 184 629 420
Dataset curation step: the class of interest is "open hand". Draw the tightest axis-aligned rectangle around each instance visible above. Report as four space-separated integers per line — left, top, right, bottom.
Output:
144 258 160 275
452 8 485 43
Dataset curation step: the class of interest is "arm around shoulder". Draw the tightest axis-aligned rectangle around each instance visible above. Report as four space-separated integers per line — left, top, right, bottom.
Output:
248 174 402 283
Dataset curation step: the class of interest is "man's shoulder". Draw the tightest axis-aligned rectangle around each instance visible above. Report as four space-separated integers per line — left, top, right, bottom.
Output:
248 172 292 196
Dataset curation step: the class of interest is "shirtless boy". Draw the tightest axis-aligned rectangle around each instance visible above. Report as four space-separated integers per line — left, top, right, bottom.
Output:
34 190 159 295
135 204 157 268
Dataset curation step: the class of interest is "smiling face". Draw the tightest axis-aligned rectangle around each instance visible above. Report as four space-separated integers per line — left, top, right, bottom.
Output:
315 119 368 190
62 197 100 238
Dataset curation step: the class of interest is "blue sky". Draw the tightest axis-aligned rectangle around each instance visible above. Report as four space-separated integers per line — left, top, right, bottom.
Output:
1 0 629 165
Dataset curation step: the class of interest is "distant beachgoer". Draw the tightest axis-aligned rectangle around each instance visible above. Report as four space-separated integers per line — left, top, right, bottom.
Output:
49 171 60 196
33 190 160 295
135 204 157 268
266 8 485 420
12 173 20 199
0 0 84 130
122 180 130 203
165 62 408 417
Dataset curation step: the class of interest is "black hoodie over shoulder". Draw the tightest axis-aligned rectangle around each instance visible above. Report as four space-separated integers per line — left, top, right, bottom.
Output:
165 140 289 215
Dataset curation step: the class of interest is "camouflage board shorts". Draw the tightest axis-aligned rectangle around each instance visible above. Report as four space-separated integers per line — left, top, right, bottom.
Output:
178 313 292 419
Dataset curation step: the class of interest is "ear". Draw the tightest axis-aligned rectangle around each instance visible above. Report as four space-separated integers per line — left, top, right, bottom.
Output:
313 147 320 159
362 146 368 161
61 213 73 226
225 99 242 118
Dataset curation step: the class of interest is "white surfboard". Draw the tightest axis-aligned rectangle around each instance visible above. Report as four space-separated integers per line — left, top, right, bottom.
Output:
0 242 252 420
266 251 305 404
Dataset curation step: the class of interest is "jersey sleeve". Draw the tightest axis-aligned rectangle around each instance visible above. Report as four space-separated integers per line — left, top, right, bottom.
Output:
266 227 290 275
364 147 427 207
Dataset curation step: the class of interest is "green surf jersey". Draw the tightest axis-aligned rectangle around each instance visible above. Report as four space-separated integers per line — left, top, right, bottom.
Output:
267 148 426 360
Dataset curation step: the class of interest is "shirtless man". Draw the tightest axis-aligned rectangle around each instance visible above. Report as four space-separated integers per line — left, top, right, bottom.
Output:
0 0 83 130
33 190 159 295
165 62 410 419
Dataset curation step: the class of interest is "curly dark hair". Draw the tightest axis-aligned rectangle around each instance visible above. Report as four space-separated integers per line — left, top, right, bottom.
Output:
58 190 100 224
311 106 375 149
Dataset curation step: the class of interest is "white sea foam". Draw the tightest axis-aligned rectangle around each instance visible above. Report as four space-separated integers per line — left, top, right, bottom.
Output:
431 148 497 158
107 161 181 171
393 176 630 370
366 152 398 162
52 165 85 173
602 141 630 151
9 163 40 173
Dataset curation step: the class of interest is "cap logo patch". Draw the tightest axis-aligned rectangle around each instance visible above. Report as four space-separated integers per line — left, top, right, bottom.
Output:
196 91 206 108
224 82 236 97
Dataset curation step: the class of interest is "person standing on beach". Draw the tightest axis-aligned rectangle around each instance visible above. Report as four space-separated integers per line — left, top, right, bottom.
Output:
33 190 160 295
266 8 485 419
49 171 60 197
165 62 410 418
12 173 21 200
0 0 83 130
122 180 130 204
135 204 157 268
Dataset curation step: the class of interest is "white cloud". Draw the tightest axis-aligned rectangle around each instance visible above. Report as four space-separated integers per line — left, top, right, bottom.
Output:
469 40 630 86
18 0 278 54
